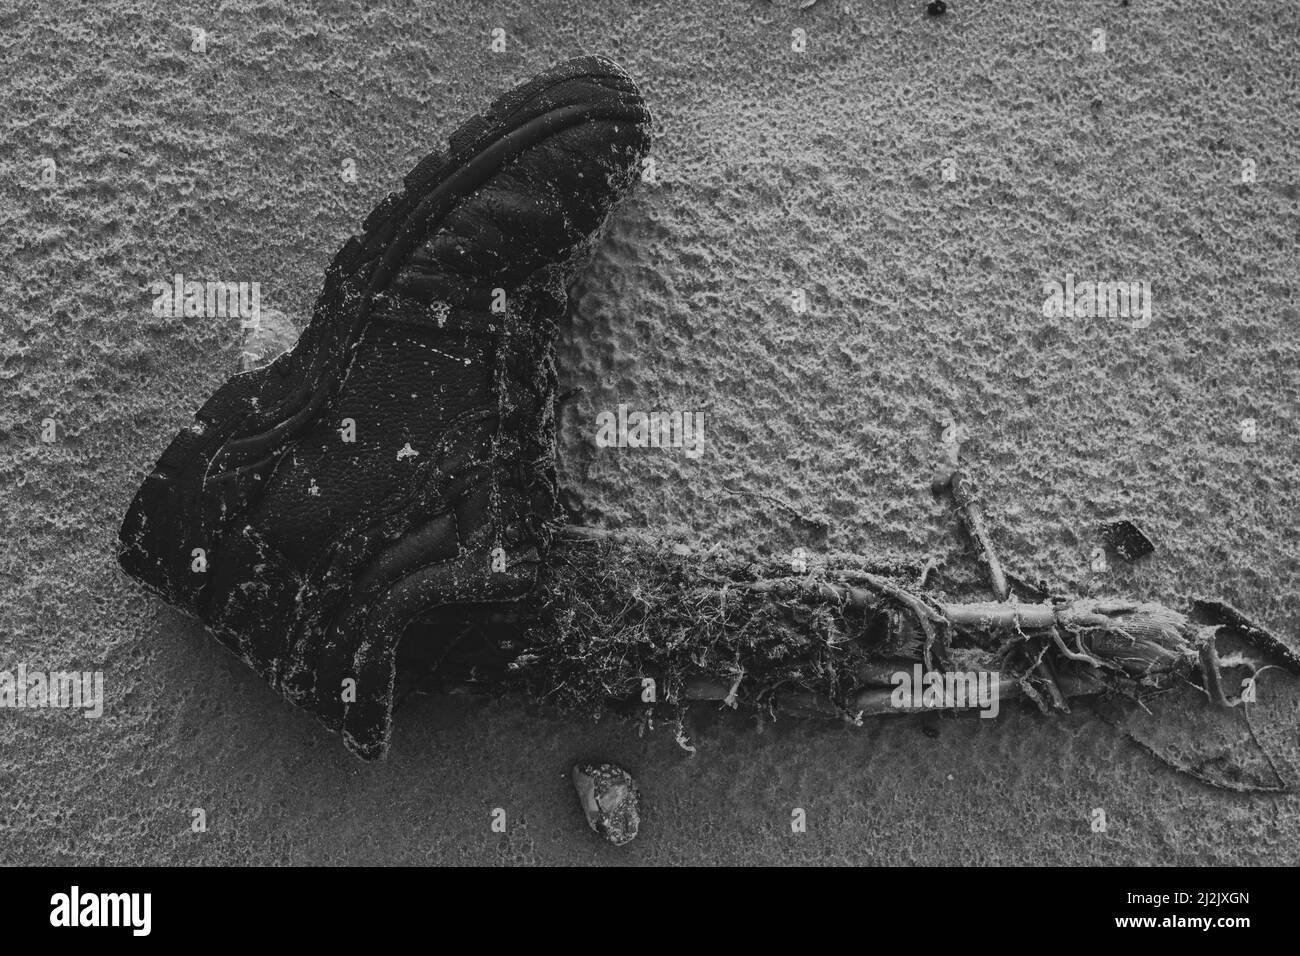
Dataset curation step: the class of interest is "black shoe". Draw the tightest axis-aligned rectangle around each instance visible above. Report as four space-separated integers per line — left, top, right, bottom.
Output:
118 55 652 758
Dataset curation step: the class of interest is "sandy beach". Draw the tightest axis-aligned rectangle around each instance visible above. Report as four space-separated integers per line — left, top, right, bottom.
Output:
1 0 1298 864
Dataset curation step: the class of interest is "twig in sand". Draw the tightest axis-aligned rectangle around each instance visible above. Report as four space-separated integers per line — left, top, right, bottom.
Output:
934 455 1010 601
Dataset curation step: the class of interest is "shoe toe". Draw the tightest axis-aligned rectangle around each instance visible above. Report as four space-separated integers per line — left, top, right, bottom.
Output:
390 58 652 296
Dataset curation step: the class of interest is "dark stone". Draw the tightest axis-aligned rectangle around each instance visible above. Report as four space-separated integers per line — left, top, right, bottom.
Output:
1101 519 1156 562
926 0 947 15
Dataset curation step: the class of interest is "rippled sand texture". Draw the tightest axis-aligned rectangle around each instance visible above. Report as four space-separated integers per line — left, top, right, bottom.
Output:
1 0 1297 864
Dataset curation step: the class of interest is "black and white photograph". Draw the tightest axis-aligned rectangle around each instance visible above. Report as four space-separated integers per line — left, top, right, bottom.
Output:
1 0 1295 910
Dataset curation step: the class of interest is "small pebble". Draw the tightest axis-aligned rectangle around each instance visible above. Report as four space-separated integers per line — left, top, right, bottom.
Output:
1101 519 1156 562
572 761 640 846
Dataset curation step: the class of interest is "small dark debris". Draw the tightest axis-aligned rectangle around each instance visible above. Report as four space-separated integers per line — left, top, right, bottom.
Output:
926 0 947 15
1191 598 1300 673
1101 519 1155 562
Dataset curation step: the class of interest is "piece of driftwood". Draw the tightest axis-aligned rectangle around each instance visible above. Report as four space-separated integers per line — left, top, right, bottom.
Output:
397 513 1299 793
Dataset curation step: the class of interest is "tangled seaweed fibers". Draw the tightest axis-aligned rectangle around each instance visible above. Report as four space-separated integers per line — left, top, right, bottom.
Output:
510 527 917 719
402 523 1300 792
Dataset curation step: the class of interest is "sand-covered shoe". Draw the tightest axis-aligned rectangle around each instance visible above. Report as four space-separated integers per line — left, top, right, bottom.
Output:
118 55 652 758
